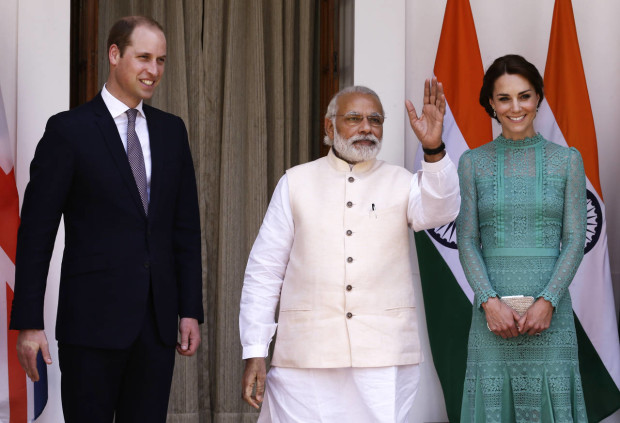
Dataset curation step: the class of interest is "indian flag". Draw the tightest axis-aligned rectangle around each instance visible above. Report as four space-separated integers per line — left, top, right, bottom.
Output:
0 84 48 421
534 0 620 420
413 0 620 421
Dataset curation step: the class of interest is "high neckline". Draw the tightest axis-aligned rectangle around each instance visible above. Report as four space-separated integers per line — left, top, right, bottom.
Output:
494 133 545 148
327 148 376 173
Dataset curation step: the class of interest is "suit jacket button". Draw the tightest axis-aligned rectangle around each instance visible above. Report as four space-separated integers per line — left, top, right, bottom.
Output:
347 257 353 263
346 201 353 208
346 312 353 319
346 285 353 291
144 261 150 269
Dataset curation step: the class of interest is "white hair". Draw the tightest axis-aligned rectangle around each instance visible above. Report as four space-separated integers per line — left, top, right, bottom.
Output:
331 129 382 163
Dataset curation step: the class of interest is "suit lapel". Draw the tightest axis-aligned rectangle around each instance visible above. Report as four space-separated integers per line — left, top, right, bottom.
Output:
91 94 147 217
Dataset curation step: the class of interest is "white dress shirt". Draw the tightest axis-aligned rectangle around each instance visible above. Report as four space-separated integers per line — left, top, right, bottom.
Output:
101 84 152 201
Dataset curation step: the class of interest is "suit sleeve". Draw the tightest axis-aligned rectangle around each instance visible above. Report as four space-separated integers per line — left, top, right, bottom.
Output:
172 117 204 323
10 115 75 329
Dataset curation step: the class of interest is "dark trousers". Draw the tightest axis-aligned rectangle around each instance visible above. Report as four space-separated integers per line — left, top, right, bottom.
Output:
58 295 175 423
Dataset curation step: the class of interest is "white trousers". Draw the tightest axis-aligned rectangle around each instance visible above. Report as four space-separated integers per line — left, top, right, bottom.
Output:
257 365 420 423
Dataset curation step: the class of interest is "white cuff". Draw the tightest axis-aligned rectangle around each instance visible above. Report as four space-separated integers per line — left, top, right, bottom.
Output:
242 343 271 359
420 152 453 172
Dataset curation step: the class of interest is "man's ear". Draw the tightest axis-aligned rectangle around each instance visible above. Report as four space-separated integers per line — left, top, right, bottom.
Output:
109 44 120 67
325 117 335 142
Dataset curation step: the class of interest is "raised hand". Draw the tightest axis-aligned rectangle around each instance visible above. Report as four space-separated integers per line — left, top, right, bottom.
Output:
405 77 446 150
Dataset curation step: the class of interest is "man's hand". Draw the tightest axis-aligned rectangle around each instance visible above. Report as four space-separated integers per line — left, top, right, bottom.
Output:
16 330 52 382
406 77 446 152
242 357 266 409
482 297 521 339
517 298 553 336
176 317 201 356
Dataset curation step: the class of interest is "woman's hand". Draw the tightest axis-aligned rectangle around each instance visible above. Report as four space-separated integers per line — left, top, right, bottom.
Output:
517 297 553 336
482 297 521 339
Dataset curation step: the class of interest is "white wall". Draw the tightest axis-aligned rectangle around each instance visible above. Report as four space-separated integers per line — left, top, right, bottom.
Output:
1 0 70 422
355 0 620 422
354 0 407 167
0 1 18 161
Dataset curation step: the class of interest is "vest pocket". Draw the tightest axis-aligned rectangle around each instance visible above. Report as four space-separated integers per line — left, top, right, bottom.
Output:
385 305 416 312
279 306 312 312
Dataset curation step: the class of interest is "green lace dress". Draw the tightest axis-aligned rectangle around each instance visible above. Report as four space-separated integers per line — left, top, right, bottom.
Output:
456 134 588 422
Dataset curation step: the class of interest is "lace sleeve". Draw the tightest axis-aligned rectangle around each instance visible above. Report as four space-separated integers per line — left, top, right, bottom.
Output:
456 150 497 308
538 148 587 307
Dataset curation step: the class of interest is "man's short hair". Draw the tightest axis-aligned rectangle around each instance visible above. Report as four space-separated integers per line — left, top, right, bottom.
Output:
107 16 164 57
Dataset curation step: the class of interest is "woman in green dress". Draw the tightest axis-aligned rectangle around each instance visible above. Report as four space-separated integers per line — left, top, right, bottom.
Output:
457 54 588 422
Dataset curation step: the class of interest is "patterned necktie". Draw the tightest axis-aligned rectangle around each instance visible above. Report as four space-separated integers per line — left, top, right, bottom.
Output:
126 109 148 214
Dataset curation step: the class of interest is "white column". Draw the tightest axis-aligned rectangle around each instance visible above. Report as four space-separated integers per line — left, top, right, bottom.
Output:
354 0 406 167
15 1 71 422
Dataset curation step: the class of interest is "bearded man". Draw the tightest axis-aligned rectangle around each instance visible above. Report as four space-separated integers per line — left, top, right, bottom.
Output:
239 81 459 422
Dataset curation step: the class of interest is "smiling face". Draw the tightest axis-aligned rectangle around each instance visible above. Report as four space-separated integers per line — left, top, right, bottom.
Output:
489 73 540 140
324 93 384 163
106 24 167 108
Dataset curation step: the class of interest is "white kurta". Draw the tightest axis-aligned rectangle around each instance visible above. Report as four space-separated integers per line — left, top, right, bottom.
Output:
240 152 460 421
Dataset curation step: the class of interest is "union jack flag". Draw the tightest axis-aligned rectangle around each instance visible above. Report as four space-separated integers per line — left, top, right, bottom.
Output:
0 84 47 422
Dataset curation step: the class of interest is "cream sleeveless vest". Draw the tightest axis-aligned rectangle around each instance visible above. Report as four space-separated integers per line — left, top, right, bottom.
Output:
271 149 423 368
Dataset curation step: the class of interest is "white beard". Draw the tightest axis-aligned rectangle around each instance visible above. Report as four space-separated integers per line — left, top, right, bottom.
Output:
332 130 382 163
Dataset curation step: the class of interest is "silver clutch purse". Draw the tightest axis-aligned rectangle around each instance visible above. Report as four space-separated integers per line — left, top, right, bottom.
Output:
500 295 535 316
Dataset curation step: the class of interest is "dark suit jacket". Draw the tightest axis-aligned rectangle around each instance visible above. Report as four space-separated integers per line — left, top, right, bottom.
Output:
10 93 203 349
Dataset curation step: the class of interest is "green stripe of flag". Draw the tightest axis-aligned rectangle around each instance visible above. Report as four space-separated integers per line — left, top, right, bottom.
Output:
574 315 620 421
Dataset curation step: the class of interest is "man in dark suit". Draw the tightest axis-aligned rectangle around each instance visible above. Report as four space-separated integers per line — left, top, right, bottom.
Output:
9 16 203 422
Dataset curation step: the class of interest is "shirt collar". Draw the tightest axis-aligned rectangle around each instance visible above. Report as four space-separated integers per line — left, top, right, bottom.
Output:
101 84 146 120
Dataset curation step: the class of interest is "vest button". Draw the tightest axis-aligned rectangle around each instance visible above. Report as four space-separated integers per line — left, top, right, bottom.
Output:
347 257 353 263
346 230 352 236
346 201 353 208
348 176 355 183
346 312 353 319
346 285 353 291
